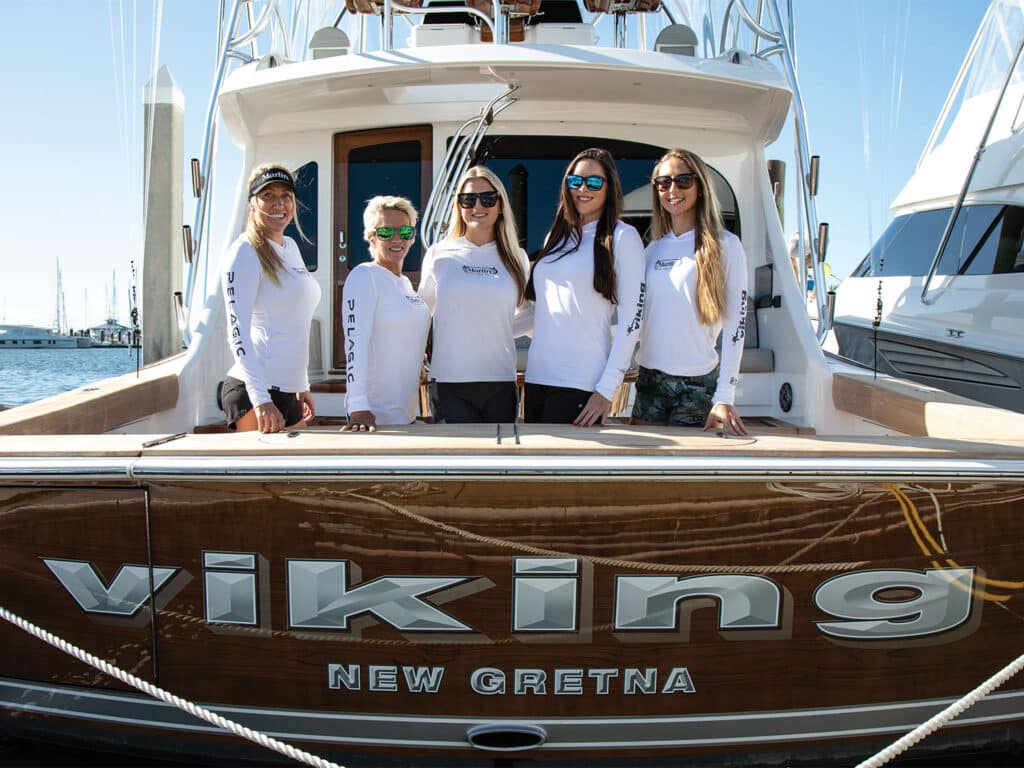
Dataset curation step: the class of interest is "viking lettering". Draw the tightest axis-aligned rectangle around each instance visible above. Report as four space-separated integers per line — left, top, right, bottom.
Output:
287 559 476 632
44 559 178 617
513 557 579 632
814 568 975 640
614 574 781 632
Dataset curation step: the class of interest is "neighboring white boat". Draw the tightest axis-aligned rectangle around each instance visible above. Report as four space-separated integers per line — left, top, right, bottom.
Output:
0 324 91 349
0 2 1022 766
832 0 1024 413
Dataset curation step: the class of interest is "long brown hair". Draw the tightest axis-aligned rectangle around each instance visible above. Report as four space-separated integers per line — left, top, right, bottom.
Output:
650 148 727 326
444 166 527 305
244 163 296 287
526 147 623 304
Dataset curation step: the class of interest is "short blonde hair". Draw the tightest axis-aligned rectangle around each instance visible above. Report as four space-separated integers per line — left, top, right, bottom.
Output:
362 195 418 242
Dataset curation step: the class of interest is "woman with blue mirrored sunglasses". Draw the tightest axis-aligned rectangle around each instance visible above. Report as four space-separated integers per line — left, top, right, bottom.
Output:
418 166 530 424
340 195 430 433
565 174 606 192
521 147 646 427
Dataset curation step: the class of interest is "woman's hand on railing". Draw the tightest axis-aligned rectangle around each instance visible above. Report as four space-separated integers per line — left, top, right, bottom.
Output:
341 410 377 433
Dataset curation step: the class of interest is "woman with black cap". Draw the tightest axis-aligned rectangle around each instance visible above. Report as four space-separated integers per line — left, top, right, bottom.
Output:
219 164 321 433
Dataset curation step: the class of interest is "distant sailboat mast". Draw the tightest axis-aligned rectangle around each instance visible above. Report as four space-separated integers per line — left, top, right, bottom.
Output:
53 257 69 335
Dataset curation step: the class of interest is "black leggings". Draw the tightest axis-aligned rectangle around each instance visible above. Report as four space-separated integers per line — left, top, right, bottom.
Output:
435 381 518 424
523 383 592 424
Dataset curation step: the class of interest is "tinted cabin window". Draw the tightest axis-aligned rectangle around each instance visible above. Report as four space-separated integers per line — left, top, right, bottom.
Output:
474 136 740 255
346 141 424 271
854 204 1024 277
285 161 318 271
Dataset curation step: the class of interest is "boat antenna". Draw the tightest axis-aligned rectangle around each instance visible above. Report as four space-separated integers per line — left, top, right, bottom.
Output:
130 260 141 377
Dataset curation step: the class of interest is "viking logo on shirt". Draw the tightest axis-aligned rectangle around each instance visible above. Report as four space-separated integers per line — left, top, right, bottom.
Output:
730 290 748 344
462 265 499 276
654 259 679 271
405 294 425 305
627 283 646 334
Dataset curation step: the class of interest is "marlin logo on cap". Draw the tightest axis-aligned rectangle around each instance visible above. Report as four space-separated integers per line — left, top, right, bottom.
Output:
249 167 296 198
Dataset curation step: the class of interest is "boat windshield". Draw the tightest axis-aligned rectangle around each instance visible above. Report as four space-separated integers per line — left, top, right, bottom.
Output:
922 0 1024 163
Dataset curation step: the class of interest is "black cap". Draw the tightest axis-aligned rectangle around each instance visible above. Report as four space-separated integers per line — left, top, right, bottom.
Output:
249 167 295 198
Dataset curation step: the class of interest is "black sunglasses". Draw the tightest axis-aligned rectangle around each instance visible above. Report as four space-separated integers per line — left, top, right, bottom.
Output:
374 225 415 241
566 174 606 191
653 173 697 192
457 191 500 209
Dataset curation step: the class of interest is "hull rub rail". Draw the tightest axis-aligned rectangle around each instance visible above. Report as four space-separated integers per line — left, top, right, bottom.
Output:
0 604 346 768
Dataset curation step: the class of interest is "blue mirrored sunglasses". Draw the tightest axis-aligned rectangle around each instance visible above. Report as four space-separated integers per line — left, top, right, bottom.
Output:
566 174 606 191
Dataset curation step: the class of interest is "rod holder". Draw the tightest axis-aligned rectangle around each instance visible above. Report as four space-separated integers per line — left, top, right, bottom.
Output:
817 221 829 263
182 225 194 265
173 291 185 330
190 158 202 198
808 154 820 197
767 159 785 226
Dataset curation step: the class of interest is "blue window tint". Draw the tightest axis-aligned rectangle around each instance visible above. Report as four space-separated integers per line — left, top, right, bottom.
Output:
854 204 1023 277
346 141 423 271
285 162 318 272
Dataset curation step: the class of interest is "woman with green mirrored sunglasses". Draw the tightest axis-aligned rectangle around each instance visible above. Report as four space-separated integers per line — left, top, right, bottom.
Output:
340 195 430 433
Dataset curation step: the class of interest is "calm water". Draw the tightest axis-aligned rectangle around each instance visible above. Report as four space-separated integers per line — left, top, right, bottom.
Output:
0 347 142 408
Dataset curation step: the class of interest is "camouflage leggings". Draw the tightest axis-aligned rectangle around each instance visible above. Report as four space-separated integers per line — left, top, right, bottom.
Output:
630 365 719 426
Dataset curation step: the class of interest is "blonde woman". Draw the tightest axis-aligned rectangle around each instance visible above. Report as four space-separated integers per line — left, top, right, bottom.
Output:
341 196 431 432
220 164 321 433
633 148 749 436
418 166 529 423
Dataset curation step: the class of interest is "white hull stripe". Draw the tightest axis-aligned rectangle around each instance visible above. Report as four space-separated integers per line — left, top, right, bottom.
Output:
0 455 1023 482
1 678 1021 750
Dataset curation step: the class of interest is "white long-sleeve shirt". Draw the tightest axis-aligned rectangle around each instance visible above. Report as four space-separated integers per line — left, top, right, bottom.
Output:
524 220 646 401
418 238 530 382
342 262 430 425
637 228 749 405
221 235 321 407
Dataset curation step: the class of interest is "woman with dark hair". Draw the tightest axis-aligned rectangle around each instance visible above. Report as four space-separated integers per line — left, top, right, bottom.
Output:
523 147 646 425
418 166 529 423
633 148 748 436
219 164 321 433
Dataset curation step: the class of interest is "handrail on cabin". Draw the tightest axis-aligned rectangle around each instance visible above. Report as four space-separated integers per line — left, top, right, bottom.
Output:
724 0 832 343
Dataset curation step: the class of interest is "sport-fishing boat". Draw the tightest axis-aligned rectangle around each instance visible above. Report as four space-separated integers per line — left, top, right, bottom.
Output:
832 0 1024 414
1 1 1022 766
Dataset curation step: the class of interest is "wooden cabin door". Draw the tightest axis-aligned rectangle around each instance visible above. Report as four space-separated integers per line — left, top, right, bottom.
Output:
331 126 433 372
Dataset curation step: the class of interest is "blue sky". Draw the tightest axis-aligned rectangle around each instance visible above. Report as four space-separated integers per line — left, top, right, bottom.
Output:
0 0 989 329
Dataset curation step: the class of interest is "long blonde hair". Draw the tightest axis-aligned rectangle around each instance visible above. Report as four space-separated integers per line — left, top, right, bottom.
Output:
245 163 297 287
444 166 527 305
650 149 727 326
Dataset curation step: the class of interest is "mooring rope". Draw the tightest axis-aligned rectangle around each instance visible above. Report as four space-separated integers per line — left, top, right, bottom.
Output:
854 649 1024 768
3 603 1020 768
0 605 344 768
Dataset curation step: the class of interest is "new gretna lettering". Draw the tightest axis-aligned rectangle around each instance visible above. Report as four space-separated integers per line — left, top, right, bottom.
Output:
327 664 696 696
